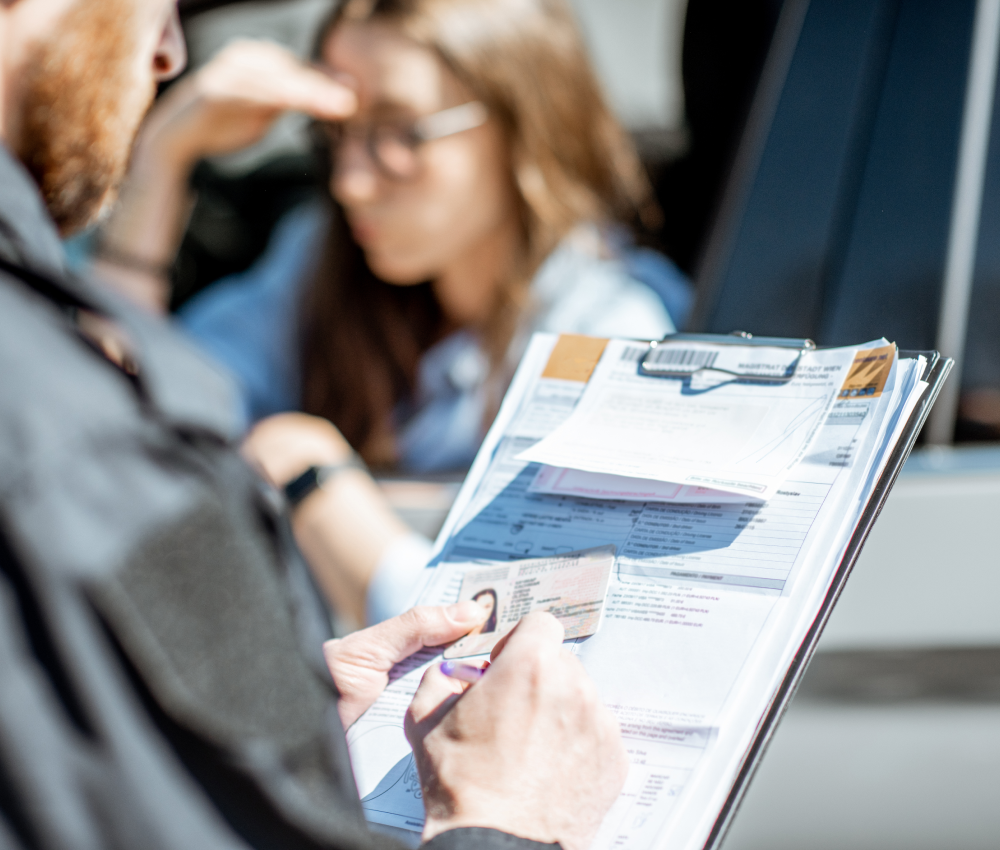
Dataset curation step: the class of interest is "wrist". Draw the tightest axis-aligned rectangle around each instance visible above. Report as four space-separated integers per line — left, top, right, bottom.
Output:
424 816 561 848
422 827 560 850
284 458 369 509
89 250 173 313
131 123 200 183
94 241 173 278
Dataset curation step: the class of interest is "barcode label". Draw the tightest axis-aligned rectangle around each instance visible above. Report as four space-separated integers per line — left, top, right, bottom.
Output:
620 346 647 362
643 347 719 369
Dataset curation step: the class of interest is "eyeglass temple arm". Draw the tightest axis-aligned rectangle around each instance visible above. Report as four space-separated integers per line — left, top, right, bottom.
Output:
413 101 488 142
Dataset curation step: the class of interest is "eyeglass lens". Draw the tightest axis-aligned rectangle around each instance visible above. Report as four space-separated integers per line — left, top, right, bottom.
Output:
325 123 421 181
369 126 421 180
324 102 486 181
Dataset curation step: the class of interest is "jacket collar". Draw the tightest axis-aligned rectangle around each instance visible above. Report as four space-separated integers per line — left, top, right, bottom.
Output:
0 144 70 280
0 144 242 442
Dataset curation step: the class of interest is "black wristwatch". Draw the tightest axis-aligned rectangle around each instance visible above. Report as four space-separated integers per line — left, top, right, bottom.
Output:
283 456 368 508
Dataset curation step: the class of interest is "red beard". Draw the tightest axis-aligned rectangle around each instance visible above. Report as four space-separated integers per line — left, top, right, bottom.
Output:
17 0 158 236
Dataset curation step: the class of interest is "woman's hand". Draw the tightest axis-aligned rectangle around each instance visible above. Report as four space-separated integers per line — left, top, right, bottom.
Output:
323 603 489 728
93 41 356 313
141 38 356 171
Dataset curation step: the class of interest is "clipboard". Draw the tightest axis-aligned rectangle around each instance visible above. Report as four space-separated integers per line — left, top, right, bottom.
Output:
639 331 816 384
348 329 952 850
700 345 953 850
491 329 950 848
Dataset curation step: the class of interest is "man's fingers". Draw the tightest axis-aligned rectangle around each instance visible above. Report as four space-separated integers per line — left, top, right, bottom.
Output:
383 603 489 660
499 611 565 656
488 629 512 662
516 610 566 643
335 603 488 672
405 663 464 738
490 611 565 662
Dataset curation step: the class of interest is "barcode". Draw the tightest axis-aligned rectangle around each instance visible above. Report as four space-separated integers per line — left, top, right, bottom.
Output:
643 347 719 369
620 346 647 361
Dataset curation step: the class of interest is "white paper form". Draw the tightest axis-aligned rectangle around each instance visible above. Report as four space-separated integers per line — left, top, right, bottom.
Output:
518 340 865 499
658 353 927 849
528 335 899 509
574 356 913 850
528 466 749 504
348 554 748 840
348 333 925 850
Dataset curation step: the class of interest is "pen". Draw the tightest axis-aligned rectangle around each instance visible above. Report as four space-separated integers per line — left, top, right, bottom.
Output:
440 660 487 683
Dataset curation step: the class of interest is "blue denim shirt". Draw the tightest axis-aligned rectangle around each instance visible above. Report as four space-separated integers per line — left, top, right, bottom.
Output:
179 203 685 472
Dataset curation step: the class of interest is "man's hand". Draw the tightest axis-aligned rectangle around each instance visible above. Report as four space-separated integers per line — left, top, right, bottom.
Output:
323 603 489 728
140 38 356 170
405 612 628 850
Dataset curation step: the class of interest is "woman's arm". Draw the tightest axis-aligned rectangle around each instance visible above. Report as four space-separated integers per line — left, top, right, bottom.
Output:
94 39 356 312
91 127 196 312
242 413 418 628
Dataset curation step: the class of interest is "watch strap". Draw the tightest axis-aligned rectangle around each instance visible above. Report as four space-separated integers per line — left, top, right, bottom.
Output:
283 456 368 508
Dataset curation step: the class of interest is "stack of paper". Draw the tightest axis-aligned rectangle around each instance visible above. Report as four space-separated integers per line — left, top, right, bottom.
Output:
520 338 896 500
347 333 933 850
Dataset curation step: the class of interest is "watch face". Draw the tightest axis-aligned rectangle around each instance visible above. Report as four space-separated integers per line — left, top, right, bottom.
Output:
283 458 367 507
179 0 246 14
284 466 321 507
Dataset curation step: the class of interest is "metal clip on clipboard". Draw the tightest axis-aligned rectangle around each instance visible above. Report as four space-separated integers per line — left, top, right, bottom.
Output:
638 331 817 384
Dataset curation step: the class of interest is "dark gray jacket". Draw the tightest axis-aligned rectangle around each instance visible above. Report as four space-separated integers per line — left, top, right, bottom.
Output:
0 145 546 850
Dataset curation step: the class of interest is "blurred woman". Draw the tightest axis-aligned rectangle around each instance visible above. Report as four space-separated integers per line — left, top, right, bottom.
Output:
100 0 681 471
95 0 685 623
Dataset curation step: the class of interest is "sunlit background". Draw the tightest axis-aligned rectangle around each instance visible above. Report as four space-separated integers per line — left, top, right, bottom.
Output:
132 2 1000 846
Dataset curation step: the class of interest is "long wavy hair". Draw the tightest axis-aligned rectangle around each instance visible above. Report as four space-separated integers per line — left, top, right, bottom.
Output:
300 0 656 466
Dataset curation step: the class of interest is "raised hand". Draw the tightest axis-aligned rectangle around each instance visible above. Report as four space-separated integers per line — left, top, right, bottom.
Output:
142 38 356 168
94 41 356 312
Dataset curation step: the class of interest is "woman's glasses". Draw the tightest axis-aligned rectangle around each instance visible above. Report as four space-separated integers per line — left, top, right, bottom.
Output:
322 101 488 181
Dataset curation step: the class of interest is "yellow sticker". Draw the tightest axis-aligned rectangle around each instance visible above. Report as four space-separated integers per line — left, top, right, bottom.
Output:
839 344 895 399
541 334 609 383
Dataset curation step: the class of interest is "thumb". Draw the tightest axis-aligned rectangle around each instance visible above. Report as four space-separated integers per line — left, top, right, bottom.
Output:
351 603 488 671
490 610 565 663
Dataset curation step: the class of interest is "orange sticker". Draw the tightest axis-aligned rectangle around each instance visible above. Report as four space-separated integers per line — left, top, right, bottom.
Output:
541 334 609 383
839 344 895 399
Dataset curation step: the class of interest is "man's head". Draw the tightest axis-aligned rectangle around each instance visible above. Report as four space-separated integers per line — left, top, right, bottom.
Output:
0 0 185 234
